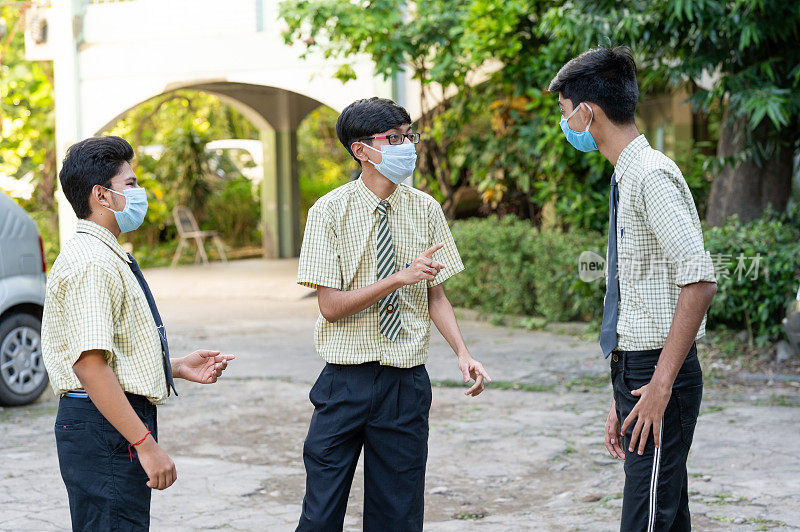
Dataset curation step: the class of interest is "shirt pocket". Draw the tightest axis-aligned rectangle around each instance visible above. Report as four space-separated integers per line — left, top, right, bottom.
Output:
394 232 428 275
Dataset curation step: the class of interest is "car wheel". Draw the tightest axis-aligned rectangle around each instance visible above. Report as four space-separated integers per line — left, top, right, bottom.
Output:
0 313 49 406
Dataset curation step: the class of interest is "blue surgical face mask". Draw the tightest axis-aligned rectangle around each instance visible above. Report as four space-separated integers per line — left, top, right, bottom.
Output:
360 142 417 184
560 103 598 152
102 186 148 233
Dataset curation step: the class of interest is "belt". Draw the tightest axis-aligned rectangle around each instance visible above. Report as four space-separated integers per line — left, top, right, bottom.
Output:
610 343 697 363
63 389 89 398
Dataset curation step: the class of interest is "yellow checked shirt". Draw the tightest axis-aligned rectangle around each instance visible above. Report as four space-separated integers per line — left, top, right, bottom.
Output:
613 135 717 351
41 220 168 404
297 177 464 367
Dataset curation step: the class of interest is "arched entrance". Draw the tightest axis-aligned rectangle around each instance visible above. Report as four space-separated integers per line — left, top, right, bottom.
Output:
47 0 393 258
90 83 326 258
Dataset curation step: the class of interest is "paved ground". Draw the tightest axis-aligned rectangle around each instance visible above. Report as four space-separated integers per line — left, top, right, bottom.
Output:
2 258 799 531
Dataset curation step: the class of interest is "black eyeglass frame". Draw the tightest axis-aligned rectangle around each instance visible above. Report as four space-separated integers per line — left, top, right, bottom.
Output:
357 133 421 145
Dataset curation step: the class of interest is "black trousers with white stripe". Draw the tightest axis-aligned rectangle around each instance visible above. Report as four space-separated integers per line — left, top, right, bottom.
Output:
611 344 703 532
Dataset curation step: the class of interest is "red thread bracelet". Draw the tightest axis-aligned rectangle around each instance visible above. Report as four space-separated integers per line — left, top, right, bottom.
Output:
128 425 150 462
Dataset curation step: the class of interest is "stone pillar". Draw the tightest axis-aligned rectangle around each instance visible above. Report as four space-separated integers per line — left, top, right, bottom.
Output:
275 128 300 257
260 127 279 258
260 124 300 259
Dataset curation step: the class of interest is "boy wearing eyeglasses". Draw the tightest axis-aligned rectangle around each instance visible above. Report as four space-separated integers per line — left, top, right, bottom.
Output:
295 97 492 531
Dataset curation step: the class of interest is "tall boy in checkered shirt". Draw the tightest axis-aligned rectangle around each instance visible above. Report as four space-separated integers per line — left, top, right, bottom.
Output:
295 97 491 531
549 48 717 531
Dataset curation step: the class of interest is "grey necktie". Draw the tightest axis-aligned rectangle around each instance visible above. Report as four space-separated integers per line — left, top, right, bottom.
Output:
600 174 619 358
376 201 401 341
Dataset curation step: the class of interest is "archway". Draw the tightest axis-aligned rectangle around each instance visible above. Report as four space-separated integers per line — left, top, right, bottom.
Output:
74 83 331 259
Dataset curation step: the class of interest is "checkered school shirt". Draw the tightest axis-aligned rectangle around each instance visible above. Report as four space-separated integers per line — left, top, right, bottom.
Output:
41 220 168 404
612 135 716 351
297 177 464 367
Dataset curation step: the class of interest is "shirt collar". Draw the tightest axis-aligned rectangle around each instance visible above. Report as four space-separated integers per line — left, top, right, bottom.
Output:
355 175 404 213
76 219 131 263
614 134 650 184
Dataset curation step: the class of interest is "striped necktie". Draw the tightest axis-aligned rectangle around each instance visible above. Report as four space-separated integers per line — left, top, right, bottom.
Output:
376 201 401 341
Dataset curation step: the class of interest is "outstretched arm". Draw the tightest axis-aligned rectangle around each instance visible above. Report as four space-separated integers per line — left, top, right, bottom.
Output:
428 284 492 396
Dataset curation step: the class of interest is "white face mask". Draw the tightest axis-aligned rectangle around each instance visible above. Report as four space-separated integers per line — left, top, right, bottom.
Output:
360 142 417 184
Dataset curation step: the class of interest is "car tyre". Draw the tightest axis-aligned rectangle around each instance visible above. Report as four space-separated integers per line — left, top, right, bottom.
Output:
0 313 49 406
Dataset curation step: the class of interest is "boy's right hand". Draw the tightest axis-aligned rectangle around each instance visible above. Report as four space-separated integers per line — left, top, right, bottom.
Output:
604 397 625 460
136 436 177 489
396 243 446 286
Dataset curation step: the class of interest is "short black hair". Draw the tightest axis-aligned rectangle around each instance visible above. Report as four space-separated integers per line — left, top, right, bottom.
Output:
548 46 638 125
336 97 412 164
59 136 134 219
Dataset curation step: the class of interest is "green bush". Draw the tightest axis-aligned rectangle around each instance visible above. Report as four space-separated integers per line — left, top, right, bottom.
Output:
705 208 800 345
28 210 59 269
446 216 606 322
205 177 261 247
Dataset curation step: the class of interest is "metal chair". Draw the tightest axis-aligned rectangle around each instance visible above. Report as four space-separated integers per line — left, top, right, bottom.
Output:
171 206 228 267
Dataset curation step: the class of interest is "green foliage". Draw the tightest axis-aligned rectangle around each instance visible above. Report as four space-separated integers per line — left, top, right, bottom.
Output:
445 216 606 321
545 0 800 168
0 6 56 208
279 0 617 228
27 209 59 269
205 177 261 247
297 106 355 227
704 207 800 345
106 91 261 250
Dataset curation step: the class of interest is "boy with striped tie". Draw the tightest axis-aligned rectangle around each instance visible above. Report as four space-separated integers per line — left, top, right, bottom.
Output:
295 97 491 531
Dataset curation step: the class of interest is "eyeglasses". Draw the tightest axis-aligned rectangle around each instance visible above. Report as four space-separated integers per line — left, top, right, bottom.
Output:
359 132 421 145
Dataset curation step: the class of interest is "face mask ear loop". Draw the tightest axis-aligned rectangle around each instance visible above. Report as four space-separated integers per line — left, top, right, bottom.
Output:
359 142 381 167
583 103 594 132
99 186 122 213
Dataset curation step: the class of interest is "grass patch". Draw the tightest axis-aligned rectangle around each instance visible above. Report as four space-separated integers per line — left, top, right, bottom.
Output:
432 379 555 392
598 492 623 509
754 394 800 407
563 374 609 390
699 405 725 415
704 493 748 506
454 511 486 520
710 516 786 530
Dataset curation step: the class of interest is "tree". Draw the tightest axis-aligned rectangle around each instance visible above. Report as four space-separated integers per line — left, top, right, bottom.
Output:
106 90 260 247
0 5 56 210
545 0 800 225
279 0 618 229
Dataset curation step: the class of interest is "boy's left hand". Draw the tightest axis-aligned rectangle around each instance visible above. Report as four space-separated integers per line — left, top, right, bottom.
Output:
457 353 491 397
176 350 235 384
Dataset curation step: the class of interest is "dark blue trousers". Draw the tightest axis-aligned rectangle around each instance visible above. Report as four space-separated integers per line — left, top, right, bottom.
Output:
297 362 432 532
55 393 157 531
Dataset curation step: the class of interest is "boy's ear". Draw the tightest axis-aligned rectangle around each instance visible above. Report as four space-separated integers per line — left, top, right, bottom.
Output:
91 184 112 209
351 141 370 163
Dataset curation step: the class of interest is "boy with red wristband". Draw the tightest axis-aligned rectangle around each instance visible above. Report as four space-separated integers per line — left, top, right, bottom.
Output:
42 136 235 530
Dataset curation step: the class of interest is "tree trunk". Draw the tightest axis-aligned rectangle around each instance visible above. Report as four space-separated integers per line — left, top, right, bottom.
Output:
706 107 793 227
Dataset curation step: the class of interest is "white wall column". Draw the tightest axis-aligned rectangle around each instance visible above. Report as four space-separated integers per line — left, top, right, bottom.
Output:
52 0 83 246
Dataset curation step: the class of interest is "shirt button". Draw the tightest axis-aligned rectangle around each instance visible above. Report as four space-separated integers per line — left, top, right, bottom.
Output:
612 353 619 363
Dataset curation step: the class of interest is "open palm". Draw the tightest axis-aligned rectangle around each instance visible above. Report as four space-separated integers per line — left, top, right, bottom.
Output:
178 350 235 384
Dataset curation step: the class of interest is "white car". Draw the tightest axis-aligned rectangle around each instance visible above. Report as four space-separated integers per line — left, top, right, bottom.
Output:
0 190 48 406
